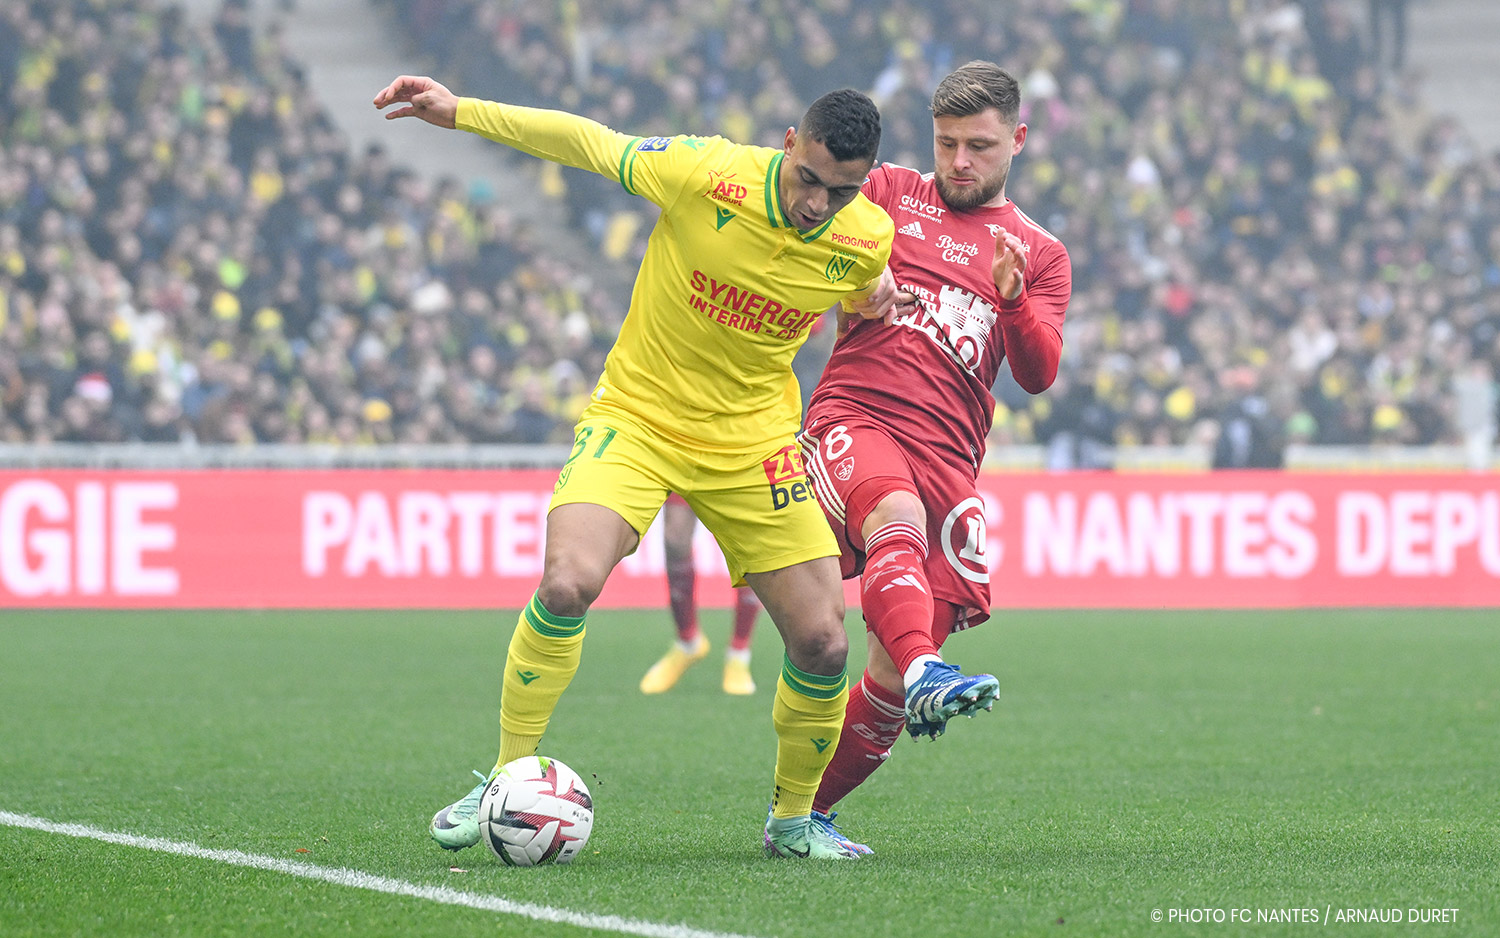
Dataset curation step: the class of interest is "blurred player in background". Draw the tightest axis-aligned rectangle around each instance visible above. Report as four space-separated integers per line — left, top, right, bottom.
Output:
373 74 895 860
640 494 762 696
798 61 1072 853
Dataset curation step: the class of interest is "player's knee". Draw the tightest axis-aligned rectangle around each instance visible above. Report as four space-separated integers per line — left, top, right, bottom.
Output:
786 623 848 677
862 488 924 537
536 563 606 618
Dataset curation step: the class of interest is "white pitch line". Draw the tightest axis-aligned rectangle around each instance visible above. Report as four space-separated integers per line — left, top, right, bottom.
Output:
0 811 766 938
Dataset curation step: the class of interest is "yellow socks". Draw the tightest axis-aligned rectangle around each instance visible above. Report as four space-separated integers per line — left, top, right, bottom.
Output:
769 654 848 819
494 597 845 823
497 594 586 767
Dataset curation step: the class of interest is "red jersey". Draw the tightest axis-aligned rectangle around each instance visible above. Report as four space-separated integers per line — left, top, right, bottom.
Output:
808 162 1071 469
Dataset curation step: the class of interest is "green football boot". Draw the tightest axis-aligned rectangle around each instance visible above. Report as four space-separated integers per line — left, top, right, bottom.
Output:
429 768 495 851
763 812 860 860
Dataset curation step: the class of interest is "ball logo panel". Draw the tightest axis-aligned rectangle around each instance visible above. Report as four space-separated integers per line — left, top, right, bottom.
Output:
479 756 594 866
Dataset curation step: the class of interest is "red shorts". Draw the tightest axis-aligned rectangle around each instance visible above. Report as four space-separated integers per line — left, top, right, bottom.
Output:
799 412 991 629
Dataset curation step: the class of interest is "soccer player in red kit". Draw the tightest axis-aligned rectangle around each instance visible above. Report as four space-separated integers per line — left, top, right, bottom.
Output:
798 61 1072 853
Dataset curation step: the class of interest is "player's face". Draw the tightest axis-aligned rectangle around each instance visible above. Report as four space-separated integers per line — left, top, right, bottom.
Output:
778 128 871 230
933 109 1027 211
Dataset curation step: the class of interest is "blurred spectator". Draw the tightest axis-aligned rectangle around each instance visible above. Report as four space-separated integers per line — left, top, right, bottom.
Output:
1212 366 1286 469
1367 0 1409 71
1452 360 1497 470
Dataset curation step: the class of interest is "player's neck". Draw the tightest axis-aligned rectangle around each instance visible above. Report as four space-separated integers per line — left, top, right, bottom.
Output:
978 190 1011 211
950 192 1010 214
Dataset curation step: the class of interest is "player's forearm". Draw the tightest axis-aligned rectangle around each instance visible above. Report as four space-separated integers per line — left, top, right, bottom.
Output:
455 98 629 179
998 292 1062 394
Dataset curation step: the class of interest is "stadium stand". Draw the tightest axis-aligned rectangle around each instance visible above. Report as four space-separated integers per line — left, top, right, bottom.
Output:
1 0 622 448
2 0 1497 469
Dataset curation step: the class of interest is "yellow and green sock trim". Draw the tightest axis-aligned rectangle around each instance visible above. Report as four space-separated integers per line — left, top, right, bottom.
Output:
780 655 848 699
522 594 585 638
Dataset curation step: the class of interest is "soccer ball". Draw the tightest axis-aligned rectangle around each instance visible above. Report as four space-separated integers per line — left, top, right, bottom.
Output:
478 755 594 866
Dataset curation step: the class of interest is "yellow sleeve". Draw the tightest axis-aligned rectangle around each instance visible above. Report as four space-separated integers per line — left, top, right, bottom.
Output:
454 98 704 209
838 276 881 313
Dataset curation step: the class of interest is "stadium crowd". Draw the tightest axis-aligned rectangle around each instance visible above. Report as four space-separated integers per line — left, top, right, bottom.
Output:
1 0 621 447
3 0 1499 467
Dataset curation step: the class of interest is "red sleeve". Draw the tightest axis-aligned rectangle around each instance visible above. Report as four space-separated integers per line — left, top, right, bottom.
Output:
861 163 892 206
998 242 1070 394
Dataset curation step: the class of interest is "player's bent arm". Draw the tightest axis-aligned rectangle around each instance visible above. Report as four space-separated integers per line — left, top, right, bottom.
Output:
997 294 1062 393
839 265 904 324
455 98 688 207
848 234 895 314
999 249 1071 394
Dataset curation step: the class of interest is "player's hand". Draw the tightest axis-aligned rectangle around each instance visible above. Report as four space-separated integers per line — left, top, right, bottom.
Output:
991 226 1027 300
846 267 919 325
373 75 458 129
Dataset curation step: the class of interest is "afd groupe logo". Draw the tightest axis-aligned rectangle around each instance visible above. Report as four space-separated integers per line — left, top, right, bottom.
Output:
706 170 746 206
762 444 814 511
636 136 673 152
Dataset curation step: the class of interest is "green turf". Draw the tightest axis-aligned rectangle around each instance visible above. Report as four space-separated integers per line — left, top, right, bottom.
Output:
1 608 1495 937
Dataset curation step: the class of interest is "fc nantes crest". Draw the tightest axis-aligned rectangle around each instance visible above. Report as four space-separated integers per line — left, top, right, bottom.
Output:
825 250 857 283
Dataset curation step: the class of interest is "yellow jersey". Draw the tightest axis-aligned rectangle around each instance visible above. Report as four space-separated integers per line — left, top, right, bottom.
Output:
456 99 894 454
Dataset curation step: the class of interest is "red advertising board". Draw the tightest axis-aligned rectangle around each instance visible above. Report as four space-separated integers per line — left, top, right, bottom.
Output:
2 469 1497 608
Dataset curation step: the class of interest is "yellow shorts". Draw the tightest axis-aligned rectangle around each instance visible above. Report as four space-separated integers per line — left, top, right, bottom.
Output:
550 410 837 584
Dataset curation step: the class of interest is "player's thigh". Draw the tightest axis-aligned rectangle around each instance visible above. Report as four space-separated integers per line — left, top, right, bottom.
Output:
661 492 697 559
745 555 847 673
915 462 993 628
538 503 643 613
800 416 919 566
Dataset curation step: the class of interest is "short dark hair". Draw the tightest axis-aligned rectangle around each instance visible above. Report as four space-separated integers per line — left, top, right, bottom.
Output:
798 89 881 163
931 60 1021 125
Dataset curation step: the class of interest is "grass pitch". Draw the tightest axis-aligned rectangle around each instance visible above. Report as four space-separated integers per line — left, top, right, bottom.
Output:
1 607 1495 937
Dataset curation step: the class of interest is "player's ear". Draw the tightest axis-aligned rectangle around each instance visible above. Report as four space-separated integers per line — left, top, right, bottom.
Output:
1012 123 1028 154
783 127 798 156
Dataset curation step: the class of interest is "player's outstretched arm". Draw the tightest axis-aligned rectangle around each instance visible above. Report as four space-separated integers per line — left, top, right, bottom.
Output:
373 75 458 129
391 88 692 209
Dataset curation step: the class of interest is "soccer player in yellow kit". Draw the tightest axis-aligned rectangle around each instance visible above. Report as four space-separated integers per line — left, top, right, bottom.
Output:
373 74 895 859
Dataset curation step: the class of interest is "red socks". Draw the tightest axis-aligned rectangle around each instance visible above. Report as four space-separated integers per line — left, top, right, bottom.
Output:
813 673 906 813
667 554 699 642
859 522 938 673
730 587 758 651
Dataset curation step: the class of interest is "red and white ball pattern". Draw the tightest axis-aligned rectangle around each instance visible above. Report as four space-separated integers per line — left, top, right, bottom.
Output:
478 756 594 866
